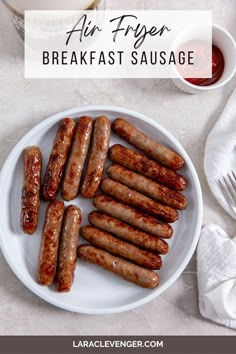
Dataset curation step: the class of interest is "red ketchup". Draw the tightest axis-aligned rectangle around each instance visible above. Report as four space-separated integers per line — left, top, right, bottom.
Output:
185 45 225 86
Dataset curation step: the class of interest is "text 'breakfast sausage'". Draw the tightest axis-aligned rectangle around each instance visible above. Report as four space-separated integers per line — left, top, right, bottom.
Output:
21 146 42 235
41 118 76 202
107 164 187 210
109 144 187 191
93 195 173 238
101 177 178 223
56 205 82 292
77 245 159 289
62 116 93 201
88 211 169 254
81 116 111 199
38 200 65 286
80 225 162 270
112 118 185 170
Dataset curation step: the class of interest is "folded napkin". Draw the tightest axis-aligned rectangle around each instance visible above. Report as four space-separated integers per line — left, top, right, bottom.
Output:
198 224 236 329
198 88 236 329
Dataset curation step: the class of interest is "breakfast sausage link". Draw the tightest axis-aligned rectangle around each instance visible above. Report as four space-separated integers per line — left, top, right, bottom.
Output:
81 116 111 199
93 195 173 238
78 245 159 289
38 200 65 286
21 146 42 235
109 144 187 191
81 225 162 270
88 211 169 254
56 205 82 292
41 118 76 202
62 116 93 201
107 164 187 210
112 118 185 170
101 178 178 223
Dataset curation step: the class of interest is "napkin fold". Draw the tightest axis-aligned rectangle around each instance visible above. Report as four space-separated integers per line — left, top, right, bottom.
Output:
198 88 236 329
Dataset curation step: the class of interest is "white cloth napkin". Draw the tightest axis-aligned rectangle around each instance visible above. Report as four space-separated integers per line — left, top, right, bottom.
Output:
204 88 236 219
198 224 236 329
198 88 236 329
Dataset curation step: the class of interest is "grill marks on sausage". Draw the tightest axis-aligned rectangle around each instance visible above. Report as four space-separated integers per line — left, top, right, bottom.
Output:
88 211 169 254
93 195 173 238
21 146 42 235
62 116 93 201
78 245 159 289
101 177 178 223
41 118 76 202
38 200 65 286
80 225 162 270
56 205 82 292
107 164 187 210
112 118 185 170
81 116 111 198
109 144 187 191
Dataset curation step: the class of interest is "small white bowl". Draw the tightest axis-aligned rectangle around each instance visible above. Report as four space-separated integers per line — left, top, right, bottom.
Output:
173 24 236 94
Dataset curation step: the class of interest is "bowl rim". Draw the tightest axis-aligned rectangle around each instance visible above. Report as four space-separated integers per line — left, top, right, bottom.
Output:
0 104 203 314
2 0 101 15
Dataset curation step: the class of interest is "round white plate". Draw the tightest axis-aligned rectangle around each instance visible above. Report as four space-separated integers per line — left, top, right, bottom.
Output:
0 105 203 314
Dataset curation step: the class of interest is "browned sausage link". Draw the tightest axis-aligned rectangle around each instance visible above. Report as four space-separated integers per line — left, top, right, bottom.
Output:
81 225 162 270
81 116 111 198
38 200 65 286
56 205 82 292
101 178 178 223
21 146 42 235
107 164 187 210
112 118 185 170
88 211 169 254
41 118 76 201
109 144 187 191
78 245 159 289
93 195 173 238
61 116 93 201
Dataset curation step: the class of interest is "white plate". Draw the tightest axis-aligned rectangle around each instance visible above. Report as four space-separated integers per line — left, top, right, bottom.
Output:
0 105 203 314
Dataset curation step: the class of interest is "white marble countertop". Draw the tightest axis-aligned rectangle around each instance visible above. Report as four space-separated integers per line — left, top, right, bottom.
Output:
0 0 236 335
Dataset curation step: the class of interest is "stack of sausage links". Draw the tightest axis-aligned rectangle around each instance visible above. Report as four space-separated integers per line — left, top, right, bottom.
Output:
20 116 111 292
20 116 187 291
80 118 187 289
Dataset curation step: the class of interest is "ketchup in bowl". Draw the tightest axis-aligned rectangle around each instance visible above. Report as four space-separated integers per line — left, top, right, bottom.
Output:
185 45 225 86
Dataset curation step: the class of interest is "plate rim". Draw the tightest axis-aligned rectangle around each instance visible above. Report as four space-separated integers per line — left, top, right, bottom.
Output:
0 104 203 314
